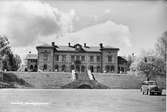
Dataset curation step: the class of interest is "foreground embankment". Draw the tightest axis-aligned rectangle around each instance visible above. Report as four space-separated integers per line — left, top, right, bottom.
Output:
0 72 166 89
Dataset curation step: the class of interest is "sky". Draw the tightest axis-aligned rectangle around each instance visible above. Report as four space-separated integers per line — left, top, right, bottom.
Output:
0 0 166 63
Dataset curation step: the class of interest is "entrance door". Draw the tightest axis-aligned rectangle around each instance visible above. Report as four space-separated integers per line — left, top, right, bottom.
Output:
90 66 94 72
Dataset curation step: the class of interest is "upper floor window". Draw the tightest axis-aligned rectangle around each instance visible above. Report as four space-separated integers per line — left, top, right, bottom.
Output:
55 55 59 61
76 55 80 60
81 56 85 62
108 55 112 62
62 55 66 62
97 56 100 62
31 59 37 63
43 53 48 61
71 55 75 62
90 56 94 62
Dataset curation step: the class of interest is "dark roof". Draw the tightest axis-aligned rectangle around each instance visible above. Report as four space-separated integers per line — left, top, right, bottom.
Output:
118 56 128 64
36 43 119 52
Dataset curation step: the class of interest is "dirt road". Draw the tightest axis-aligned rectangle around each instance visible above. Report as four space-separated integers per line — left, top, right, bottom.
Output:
0 89 165 112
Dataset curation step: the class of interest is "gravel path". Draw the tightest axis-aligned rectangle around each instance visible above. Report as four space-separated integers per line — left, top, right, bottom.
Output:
0 89 166 112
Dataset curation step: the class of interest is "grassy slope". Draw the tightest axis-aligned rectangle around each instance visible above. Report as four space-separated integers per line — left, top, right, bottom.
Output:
9 72 72 89
2 72 166 89
1 72 31 88
94 73 166 89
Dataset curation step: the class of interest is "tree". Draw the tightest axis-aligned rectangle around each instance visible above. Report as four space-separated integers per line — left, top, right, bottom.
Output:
0 35 11 56
155 31 167 62
0 35 21 71
127 53 135 71
131 54 166 80
14 54 22 71
2 51 22 71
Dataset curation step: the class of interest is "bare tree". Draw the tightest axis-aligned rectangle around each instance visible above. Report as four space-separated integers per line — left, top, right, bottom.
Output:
156 31 167 62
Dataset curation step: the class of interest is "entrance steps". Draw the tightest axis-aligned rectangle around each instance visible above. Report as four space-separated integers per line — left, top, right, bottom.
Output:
76 72 90 81
62 70 109 89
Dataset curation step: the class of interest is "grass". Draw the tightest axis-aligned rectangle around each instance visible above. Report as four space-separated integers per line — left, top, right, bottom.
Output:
0 72 165 89
0 72 32 88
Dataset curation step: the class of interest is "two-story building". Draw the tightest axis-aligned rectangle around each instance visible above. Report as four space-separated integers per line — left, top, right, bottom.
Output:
25 52 38 72
36 42 119 73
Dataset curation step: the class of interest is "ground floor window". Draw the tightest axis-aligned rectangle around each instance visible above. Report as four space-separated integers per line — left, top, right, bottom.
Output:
61 65 66 72
118 67 125 73
55 65 59 72
110 66 115 72
30 65 33 70
97 66 101 72
81 65 85 72
105 65 110 72
34 65 37 72
76 65 80 72
70 65 75 71
105 65 115 73
43 64 47 70
89 65 94 72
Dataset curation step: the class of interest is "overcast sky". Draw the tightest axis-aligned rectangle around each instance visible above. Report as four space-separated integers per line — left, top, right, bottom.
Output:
0 0 166 62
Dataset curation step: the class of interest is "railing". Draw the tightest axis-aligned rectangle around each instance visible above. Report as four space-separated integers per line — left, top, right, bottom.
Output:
71 70 95 81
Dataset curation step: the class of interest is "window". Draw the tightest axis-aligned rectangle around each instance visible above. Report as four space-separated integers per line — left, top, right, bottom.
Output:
108 55 112 62
105 65 110 72
43 64 47 70
90 56 94 62
97 56 100 62
55 55 59 61
30 65 33 70
70 65 75 71
62 55 66 62
81 56 85 62
55 65 59 72
61 65 66 72
81 65 85 72
43 53 48 61
97 66 101 72
71 55 75 62
76 65 80 72
76 55 80 60
89 65 94 72
110 66 115 72
31 59 37 63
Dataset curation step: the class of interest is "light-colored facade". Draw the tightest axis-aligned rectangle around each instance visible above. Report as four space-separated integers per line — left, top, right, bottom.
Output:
25 52 38 72
36 42 119 73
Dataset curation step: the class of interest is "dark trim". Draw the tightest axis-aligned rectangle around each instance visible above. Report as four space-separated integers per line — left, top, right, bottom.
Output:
36 46 54 49
100 48 119 50
53 51 101 53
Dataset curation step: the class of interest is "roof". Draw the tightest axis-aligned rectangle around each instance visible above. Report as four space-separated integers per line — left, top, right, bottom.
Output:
36 43 119 52
56 46 100 52
25 53 37 60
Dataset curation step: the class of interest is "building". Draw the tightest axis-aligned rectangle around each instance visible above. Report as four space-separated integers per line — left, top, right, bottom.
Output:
118 56 128 73
36 42 119 73
25 52 38 72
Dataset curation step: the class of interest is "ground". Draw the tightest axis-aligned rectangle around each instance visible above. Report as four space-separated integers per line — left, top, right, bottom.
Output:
0 89 165 112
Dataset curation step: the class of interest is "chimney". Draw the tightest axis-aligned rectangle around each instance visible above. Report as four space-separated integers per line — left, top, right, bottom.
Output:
68 42 71 47
84 43 86 47
51 42 55 46
99 43 103 49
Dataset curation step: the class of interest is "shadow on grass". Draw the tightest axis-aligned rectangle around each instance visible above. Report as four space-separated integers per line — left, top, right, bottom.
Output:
61 80 110 89
1 72 32 88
